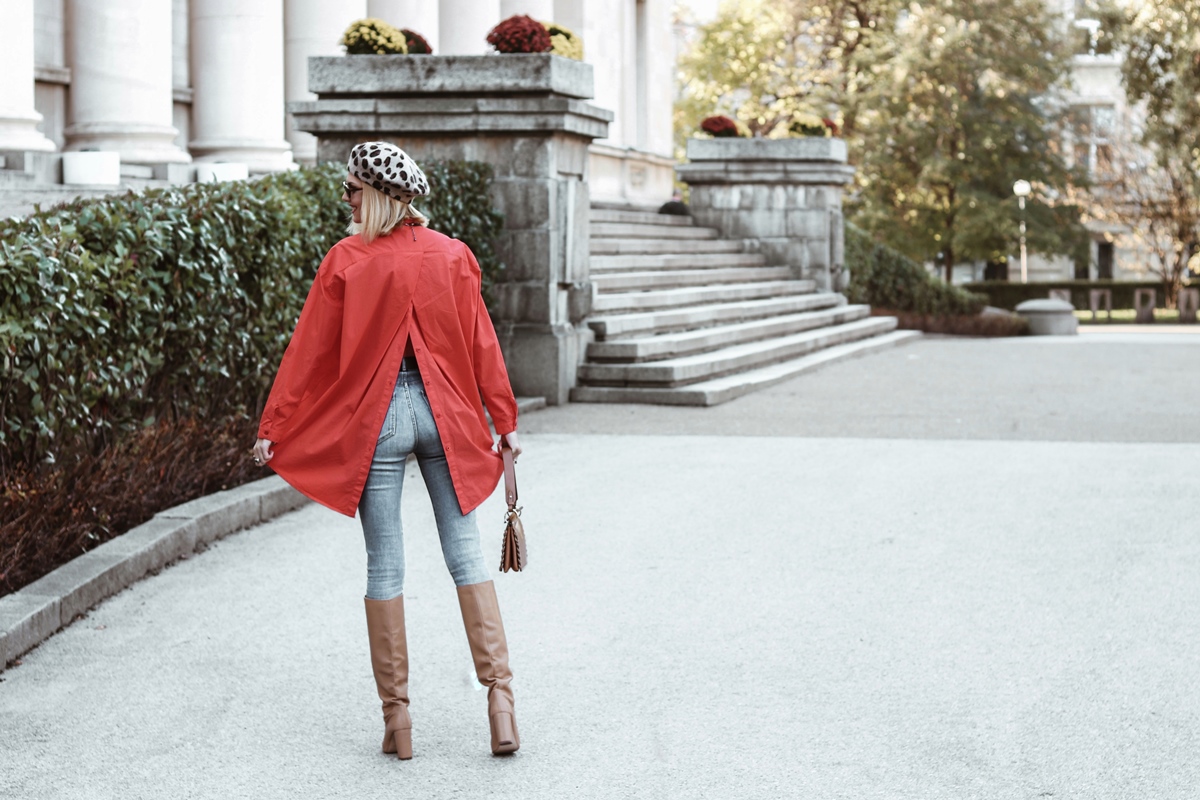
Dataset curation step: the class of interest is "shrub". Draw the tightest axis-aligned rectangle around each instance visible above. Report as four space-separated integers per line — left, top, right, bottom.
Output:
700 115 741 138
0 415 260 596
0 160 504 595
789 112 835 137
401 28 433 54
341 18 408 55
0 161 503 472
962 279 1194 311
544 21 583 60
845 223 987 317
487 15 552 54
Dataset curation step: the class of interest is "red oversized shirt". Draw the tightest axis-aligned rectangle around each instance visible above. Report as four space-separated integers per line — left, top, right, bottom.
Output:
258 226 518 517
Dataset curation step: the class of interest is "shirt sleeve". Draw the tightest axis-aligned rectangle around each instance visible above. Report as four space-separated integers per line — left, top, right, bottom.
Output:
463 247 518 435
257 254 345 442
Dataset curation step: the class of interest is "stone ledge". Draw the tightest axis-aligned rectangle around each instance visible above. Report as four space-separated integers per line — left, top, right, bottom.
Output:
308 54 594 99
676 161 856 186
0 475 308 671
686 137 848 163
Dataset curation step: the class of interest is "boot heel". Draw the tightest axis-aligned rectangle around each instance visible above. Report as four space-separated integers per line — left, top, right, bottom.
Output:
394 728 413 760
490 712 519 755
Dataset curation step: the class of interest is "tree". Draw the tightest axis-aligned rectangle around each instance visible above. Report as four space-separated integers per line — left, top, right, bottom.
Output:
851 0 1085 281
1118 0 1200 304
674 0 901 150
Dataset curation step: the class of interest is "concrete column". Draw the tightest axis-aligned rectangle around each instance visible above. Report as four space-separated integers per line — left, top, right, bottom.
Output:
552 0 584 30
0 0 56 151
368 1 439 51
190 0 294 172
285 0 367 165
63 0 189 163
500 0 555 19
439 0 501 55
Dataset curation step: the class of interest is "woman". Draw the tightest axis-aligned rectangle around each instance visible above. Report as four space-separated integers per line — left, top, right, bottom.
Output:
252 141 522 760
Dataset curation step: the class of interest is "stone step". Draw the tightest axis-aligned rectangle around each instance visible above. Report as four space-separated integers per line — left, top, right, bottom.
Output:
571 329 921 406
593 266 794 293
592 279 816 314
588 293 846 340
590 207 695 226
590 252 768 273
590 237 747 256
589 222 717 240
577 316 901 388
588 304 871 362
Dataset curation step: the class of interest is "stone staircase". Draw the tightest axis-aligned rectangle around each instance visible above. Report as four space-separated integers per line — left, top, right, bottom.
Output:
570 205 920 406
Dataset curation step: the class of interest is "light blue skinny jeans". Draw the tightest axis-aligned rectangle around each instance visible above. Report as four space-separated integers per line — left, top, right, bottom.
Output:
357 362 490 600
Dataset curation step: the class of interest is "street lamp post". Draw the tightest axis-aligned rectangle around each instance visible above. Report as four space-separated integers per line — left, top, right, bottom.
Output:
1013 179 1031 284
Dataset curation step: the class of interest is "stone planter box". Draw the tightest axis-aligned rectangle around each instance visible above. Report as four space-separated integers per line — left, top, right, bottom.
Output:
307 54 594 99
676 137 855 291
686 137 848 163
291 54 613 405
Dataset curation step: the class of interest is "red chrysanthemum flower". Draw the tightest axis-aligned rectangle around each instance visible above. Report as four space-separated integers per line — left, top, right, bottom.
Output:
701 115 741 138
486 15 552 54
402 29 432 54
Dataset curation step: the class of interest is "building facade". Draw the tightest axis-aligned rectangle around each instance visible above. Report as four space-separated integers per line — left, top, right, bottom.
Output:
3 0 675 206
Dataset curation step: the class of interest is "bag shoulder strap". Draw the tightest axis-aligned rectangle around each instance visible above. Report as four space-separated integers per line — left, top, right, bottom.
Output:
501 445 518 508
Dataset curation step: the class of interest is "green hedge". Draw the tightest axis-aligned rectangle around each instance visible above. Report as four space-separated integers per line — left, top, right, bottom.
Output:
844 224 986 316
963 280 1196 311
0 161 503 469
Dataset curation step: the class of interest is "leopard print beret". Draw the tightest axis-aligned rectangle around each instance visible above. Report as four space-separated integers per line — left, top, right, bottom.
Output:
348 142 429 203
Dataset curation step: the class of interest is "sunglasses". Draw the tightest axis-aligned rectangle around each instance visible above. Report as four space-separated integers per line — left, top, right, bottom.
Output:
342 181 362 196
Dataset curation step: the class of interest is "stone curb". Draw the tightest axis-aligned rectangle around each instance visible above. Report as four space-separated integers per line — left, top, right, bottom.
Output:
0 475 309 671
0 396 546 671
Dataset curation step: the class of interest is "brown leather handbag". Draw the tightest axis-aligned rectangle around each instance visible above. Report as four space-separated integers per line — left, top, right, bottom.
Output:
499 445 527 572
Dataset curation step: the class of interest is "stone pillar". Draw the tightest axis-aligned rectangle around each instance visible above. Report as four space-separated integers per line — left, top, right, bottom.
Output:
190 0 294 172
677 137 856 292
63 0 190 163
368 1 439 51
292 54 612 404
285 0 367 164
0 0 56 151
501 0 555 19
438 0 501 55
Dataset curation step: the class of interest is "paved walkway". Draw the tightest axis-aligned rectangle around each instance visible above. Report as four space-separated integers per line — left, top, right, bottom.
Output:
3 334 1199 799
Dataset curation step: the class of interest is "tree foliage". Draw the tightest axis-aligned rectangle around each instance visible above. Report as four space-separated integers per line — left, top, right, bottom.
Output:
676 0 1088 279
851 0 1085 278
1117 0 1200 303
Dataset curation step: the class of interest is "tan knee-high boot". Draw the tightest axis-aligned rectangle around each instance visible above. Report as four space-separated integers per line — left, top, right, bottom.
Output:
456 581 519 755
364 595 413 760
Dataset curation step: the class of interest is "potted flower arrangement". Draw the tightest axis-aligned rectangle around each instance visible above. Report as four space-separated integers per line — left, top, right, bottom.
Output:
700 115 743 138
340 18 408 54
487 15 552 53
486 15 584 60
401 28 433 54
789 112 840 137
544 22 583 60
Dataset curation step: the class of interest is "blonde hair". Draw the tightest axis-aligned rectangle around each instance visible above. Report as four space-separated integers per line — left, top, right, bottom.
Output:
348 181 429 243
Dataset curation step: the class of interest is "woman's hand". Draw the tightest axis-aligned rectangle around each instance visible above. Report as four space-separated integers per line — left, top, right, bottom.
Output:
496 431 521 462
252 438 275 466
